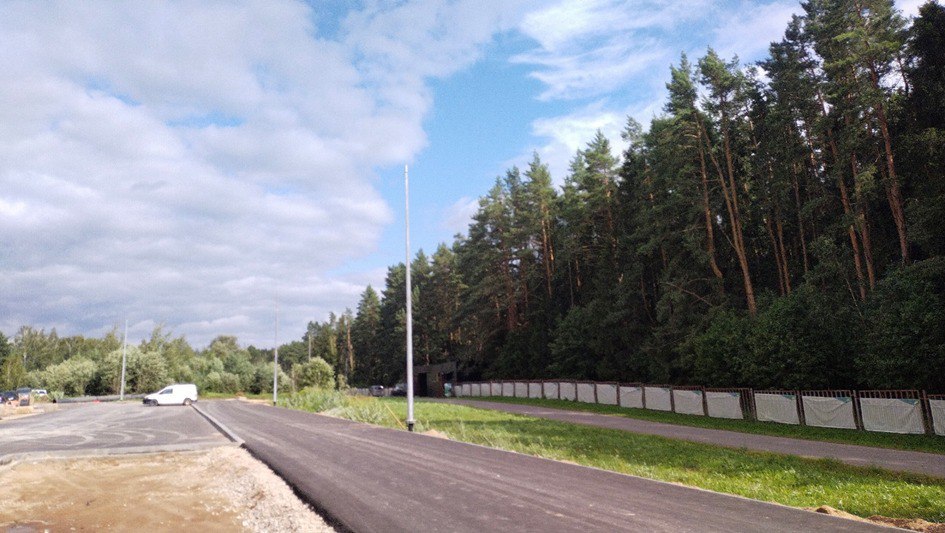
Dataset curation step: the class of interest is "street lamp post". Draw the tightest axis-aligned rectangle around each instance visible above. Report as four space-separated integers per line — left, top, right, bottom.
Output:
405 164 415 432
273 305 279 406
119 319 128 401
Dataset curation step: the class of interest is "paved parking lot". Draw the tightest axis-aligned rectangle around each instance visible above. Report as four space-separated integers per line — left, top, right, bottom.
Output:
0 402 229 461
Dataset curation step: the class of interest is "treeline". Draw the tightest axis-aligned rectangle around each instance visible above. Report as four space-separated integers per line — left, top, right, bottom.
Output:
0 327 335 396
2 1 943 396
342 0 945 392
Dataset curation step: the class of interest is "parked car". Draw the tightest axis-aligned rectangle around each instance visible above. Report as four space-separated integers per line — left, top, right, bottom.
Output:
16 387 31 406
143 384 198 406
369 385 385 397
33 389 48 397
391 383 407 397
1 390 17 404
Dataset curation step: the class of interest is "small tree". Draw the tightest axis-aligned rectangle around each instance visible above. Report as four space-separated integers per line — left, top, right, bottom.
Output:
292 357 335 390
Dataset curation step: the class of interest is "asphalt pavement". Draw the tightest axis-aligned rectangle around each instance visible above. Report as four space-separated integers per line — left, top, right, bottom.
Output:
0 402 230 463
200 400 892 533
444 399 945 478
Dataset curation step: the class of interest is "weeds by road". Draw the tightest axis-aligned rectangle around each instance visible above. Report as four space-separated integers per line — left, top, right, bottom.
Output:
279 390 945 523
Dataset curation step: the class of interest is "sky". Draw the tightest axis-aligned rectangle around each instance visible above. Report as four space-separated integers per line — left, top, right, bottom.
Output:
0 0 926 348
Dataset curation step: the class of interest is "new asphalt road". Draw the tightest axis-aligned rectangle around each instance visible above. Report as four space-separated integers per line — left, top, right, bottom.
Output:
200 400 892 533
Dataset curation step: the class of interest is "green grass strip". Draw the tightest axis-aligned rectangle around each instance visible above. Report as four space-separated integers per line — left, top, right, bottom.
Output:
468 396 945 455
278 390 945 522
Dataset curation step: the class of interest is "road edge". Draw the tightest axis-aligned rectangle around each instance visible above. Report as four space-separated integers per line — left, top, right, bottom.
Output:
191 402 245 446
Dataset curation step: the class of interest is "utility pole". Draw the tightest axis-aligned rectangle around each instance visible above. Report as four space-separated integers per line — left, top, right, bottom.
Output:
119 319 128 400
405 164 415 432
273 305 279 406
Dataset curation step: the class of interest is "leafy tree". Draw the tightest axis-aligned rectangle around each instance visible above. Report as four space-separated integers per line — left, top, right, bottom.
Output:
292 357 335 389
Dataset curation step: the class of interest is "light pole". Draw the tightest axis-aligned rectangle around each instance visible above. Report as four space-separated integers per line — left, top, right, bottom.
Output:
404 164 415 432
273 305 279 406
119 319 128 400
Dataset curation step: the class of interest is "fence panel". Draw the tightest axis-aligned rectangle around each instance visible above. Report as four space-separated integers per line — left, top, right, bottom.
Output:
619 385 644 408
515 382 528 398
859 390 925 434
456 384 466 397
596 383 618 405
644 386 672 411
559 381 577 401
502 382 515 397
705 389 749 420
576 382 596 403
543 381 559 400
755 391 800 425
931 395 945 436
672 387 705 416
528 382 543 399
801 390 857 430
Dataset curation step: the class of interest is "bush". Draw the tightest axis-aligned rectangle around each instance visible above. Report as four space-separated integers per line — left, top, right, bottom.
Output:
857 258 945 391
292 357 335 389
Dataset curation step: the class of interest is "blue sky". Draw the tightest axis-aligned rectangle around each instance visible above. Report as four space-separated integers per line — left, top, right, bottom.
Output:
0 0 925 347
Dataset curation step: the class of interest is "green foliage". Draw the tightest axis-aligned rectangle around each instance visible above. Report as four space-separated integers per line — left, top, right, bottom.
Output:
37 357 97 396
857 258 945 391
292 356 335 390
103 346 170 394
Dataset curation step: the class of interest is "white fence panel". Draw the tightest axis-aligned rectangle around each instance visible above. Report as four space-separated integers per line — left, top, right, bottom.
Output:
644 387 672 411
528 382 543 399
755 393 800 425
673 390 705 416
559 382 576 401
456 384 466 397
543 382 559 400
619 386 644 408
471 383 481 397
801 396 856 429
577 382 596 403
932 399 945 436
502 382 515 397
596 384 618 405
515 382 528 397
860 398 925 434
706 392 743 419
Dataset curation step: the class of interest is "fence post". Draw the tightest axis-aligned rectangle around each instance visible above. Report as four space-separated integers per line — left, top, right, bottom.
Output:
796 390 806 426
617 383 623 407
852 390 864 431
642 384 647 410
921 390 934 436
593 382 599 404
700 386 709 418
669 385 676 414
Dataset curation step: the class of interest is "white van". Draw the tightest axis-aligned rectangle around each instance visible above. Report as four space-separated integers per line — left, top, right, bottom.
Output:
143 384 198 406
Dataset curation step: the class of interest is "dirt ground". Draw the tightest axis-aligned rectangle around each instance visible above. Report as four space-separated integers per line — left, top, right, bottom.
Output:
0 447 334 532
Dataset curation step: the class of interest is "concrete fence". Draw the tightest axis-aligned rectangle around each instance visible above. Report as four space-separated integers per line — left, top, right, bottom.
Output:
453 380 945 437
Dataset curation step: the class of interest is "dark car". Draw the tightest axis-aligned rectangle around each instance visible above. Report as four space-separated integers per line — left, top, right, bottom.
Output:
16 387 31 406
391 383 407 397
369 385 385 397
1 390 17 404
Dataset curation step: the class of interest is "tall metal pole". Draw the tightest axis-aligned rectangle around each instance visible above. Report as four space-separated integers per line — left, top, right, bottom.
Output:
119 319 128 400
273 305 279 406
405 164 415 432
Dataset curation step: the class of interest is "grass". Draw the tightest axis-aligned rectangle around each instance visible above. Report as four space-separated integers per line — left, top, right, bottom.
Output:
463 396 945 455
279 390 945 523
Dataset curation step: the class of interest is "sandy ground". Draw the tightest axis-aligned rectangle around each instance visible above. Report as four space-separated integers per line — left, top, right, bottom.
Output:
0 447 335 532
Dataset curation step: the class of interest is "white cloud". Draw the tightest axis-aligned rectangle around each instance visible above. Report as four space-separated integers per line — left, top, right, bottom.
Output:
0 0 524 347
711 1 801 61
442 196 481 237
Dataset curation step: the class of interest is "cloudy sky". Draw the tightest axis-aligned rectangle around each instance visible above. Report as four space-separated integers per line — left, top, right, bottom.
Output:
0 0 925 347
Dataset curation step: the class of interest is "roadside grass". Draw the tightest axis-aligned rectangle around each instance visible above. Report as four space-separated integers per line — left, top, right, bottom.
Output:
465 396 945 455
278 390 945 522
